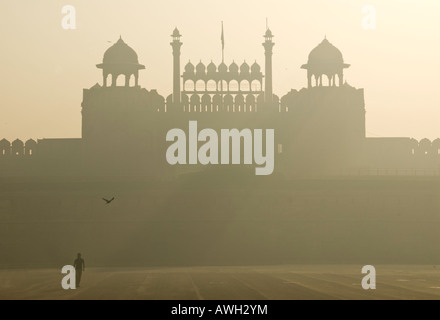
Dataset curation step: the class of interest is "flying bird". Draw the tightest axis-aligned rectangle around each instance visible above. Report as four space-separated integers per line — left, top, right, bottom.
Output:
102 197 115 204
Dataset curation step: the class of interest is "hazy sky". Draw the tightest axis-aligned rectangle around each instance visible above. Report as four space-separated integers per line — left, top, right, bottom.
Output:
1 0 439 141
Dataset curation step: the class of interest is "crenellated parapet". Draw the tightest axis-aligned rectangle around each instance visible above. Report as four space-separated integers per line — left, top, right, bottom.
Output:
409 138 440 156
0 139 37 157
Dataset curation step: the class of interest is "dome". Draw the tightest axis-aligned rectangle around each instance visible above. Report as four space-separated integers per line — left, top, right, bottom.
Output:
264 29 273 38
307 38 344 65
185 61 195 73
196 61 206 74
240 61 250 74
218 62 227 73
171 27 181 38
229 61 238 73
207 61 216 74
103 37 140 65
301 37 350 88
97 37 145 73
251 61 261 73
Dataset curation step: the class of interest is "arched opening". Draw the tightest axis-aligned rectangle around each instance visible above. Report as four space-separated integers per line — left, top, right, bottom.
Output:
246 94 255 112
251 80 261 92
129 74 135 87
201 94 211 112
256 94 264 110
190 94 200 112
224 94 233 112
235 94 244 112
116 74 125 87
219 80 228 92
207 80 217 91
196 80 206 92
184 80 195 91
240 80 250 92
213 94 221 112
182 94 189 112
229 80 239 92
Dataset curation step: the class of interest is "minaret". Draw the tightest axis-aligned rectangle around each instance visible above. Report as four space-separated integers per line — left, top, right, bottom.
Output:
170 27 182 106
262 28 274 107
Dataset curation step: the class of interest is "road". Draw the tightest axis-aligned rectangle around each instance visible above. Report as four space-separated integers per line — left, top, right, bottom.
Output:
1 265 440 300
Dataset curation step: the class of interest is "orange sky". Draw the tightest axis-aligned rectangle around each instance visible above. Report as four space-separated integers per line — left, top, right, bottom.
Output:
1 0 439 141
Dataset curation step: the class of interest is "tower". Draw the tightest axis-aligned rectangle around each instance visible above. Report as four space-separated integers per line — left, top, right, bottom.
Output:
82 37 166 177
171 27 182 105
262 28 274 107
280 38 364 176
301 37 350 88
96 36 145 87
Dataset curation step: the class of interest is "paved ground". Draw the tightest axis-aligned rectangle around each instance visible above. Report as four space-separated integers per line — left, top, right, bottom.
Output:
1 265 440 300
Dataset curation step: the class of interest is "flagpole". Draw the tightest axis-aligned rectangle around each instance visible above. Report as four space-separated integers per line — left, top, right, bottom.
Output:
221 21 224 63
221 21 224 107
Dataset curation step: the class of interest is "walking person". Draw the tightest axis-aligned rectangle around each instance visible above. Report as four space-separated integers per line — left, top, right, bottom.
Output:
73 253 85 288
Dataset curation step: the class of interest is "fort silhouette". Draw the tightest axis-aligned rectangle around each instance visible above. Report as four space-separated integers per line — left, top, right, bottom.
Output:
1 28 439 178
1 28 440 268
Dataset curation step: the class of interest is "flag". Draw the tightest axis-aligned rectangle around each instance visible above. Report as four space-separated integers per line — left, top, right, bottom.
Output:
221 22 224 51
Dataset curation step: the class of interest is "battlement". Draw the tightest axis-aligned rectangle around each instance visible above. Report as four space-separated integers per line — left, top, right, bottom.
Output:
0 139 37 157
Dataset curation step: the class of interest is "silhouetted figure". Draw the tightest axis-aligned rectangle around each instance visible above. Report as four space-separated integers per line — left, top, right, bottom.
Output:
73 253 85 288
102 197 115 204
